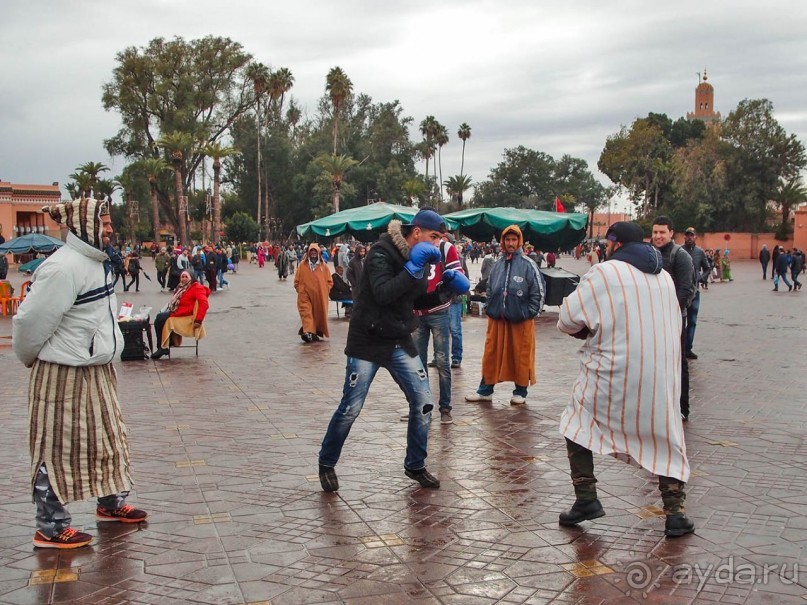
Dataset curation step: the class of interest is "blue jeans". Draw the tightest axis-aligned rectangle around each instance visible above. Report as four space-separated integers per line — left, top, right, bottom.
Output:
319 348 433 471
414 310 452 411
774 272 792 289
477 378 528 397
685 290 700 353
449 300 463 363
217 269 229 288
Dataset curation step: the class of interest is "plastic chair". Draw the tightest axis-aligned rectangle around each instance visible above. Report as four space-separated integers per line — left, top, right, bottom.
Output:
160 301 206 357
0 281 18 316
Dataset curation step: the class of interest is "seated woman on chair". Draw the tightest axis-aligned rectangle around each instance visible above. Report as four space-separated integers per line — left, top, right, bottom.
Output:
151 270 209 359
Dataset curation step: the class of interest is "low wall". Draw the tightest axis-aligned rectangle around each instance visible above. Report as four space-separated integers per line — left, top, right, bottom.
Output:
673 232 793 259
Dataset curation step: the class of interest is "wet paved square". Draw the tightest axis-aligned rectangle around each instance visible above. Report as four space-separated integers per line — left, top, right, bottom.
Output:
1 255 805 604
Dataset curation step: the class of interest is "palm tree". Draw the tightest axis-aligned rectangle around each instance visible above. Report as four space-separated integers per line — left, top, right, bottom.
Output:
136 158 171 247
402 178 427 206
444 174 473 207
775 177 807 231
286 100 302 141
457 123 471 178
68 172 94 198
65 182 80 200
419 116 438 181
435 123 449 203
247 62 269 229
316 153 359 213
325 67 353 154
76 161 109 197
115 173 138 244
200 142 240 243
157 131 196 245
268 67 294 121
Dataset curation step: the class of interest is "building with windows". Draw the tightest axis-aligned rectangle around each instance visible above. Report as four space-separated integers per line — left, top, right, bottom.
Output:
0 180 62 245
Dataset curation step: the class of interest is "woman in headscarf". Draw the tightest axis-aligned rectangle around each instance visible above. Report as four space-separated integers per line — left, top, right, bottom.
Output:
294 243 332 342
151 270 210 359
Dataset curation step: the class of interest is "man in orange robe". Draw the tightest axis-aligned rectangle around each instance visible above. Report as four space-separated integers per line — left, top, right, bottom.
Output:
295 243 333 342
465 225 545 405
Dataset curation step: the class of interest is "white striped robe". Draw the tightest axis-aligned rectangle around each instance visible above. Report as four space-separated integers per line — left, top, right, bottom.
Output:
557 260 689 483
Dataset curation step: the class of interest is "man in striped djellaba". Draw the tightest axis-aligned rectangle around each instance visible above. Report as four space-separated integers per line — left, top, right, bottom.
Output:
556 221 694 538
13 198 147 549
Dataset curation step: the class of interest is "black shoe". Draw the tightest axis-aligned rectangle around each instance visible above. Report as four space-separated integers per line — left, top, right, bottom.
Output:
427 360 436 368
450 360 461 368
405 467 440 488
301 332 314 343
319 465 339 492
665 514 695 537
681 412 689 422
773 287 778 291
788 285 793 291
150 348 169 360
558 499 605 526
685 351 698 360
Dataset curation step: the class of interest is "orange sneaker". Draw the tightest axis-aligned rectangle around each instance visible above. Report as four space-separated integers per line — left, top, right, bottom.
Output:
96 504 148 523
33 528 93 549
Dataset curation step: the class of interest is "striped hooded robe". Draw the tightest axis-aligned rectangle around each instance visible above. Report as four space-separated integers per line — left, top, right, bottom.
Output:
14 198 133 503
557 241 690 482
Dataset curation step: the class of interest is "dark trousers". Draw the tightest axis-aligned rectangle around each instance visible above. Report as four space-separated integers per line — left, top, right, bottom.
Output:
565 439 686 514
157 269 166 289
761 260 769 279
680 314 690 418
205 269 217 292
153 311 171 350
124 273 139 291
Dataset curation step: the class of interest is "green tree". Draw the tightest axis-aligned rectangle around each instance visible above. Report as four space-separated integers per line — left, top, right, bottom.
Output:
457 122 471 178
225 211 260 243
598 119 672 218
401 178 427 206
316 154 359 213
134 158 172 245
473 146 557 208
200 142 240 243
774 178 807 234
325 67 353 154
444 174 473 207
157 131 197 245
102 36 254 236
246 61 270 227
721 98 807 230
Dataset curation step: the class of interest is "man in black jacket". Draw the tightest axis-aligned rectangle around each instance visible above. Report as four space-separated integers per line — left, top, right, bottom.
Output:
682 228 710 358
759 244 771 280
652 217 695 420
318 210 465 492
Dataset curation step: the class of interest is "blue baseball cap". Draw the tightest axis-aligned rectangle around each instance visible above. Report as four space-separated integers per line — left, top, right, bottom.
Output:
405 209 446 233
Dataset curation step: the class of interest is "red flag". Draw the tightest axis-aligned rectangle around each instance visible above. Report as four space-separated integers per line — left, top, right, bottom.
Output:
554 196 565 212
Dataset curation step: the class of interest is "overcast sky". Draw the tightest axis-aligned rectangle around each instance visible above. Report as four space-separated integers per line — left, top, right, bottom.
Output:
3 0 807 210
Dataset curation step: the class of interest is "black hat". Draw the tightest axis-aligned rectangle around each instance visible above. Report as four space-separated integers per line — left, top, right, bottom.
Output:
605 221 645 244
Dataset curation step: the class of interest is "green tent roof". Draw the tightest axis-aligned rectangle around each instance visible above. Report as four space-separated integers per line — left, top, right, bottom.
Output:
444 207 588 250
296 202 458 239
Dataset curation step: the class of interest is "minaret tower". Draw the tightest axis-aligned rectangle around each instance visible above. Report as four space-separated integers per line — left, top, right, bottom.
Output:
686 69 721 123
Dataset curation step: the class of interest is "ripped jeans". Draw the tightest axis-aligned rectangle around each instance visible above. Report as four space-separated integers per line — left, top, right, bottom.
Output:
319 347 433 471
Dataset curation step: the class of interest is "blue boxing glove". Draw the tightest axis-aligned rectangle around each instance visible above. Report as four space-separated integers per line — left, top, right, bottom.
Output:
404 242 441 278
442 269 470 294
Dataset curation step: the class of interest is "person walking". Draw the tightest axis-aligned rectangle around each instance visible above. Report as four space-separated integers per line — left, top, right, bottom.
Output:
294 244 332 342
759 244 771 280
652 217 695 421
345 244 366 301
13 198 147 550
557 221 693 538
318 209 446 492
124 252 142 292
465 225 545 405
791 249 804 290
773 246 793 291
682 228 710 359
154 246 170 291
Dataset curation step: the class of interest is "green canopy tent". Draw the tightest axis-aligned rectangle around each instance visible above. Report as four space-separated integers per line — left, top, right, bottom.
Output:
296 202 458 239
444 207 588 250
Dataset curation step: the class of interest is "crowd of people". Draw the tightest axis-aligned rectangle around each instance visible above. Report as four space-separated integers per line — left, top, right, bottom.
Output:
14 197 807 552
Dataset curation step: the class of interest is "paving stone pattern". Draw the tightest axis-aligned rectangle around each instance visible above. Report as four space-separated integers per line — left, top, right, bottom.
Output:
0 255 805 604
